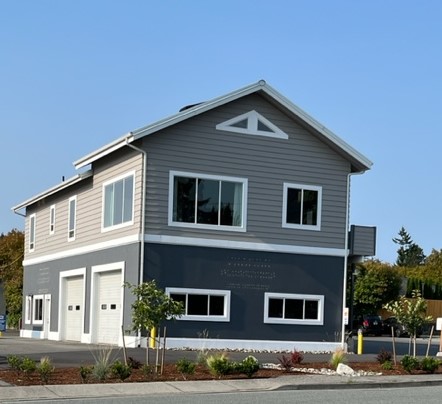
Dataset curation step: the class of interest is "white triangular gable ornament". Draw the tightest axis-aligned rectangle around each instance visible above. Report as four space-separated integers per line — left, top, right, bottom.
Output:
216 110 288 139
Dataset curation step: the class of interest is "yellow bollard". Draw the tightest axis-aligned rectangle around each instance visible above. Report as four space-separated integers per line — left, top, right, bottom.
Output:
149 327 156 348
357 329 363 354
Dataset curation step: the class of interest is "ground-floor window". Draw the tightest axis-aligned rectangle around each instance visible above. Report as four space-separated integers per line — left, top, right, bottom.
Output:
166 287 231 322
32 295 44 325
264 292 324 325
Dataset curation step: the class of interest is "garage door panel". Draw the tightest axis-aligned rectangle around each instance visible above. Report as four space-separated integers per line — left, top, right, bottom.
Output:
64 276 83 342
96 270 122 345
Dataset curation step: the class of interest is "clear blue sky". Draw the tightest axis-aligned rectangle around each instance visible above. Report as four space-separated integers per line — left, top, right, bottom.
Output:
1 1 441 264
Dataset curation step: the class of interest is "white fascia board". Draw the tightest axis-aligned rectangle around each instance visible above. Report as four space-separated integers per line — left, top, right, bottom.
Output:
260 85 373 172
12 170 93 213
73 132 134 169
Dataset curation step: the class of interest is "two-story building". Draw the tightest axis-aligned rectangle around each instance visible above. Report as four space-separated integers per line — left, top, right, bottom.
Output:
13 80 375 352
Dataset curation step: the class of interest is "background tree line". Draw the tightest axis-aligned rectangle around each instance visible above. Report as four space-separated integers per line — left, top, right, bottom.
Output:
0 229 24 328
350 227 442 316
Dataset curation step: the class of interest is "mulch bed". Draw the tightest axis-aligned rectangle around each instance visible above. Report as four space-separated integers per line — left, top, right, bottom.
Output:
1 361 440 386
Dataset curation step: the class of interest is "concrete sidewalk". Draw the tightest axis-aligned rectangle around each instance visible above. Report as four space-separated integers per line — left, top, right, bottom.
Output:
2 372 442 402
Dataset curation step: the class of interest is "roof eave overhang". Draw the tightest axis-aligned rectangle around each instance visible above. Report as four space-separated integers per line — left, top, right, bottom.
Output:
12 170 93 213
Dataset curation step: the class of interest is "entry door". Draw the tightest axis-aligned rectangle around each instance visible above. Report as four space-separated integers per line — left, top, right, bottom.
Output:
64 276 84 341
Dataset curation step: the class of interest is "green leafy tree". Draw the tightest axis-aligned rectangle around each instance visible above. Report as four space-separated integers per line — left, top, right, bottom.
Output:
353 259 401 315
0 230 24 328
125 280 184 367
384 290 432 357
393 227 425 267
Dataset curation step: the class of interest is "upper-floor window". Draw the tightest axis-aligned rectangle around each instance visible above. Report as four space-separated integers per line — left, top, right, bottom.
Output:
29 214 36 252
264 292 324 325
68 196 76 241
102 172 135 230
282 183 322 231
169 171 247 231
49 205 55 235
166 287 231 322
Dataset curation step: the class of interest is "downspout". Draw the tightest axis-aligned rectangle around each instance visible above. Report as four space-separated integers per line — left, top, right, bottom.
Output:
125 138 147 287
341 171 364 350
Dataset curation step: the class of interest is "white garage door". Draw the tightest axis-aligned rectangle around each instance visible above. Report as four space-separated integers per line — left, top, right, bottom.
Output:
64 276 83 341
96 270 122 345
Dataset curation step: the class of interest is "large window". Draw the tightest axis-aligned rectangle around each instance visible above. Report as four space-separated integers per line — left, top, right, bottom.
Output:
29 214 36 252
103 173 134 230
264 292 324 325
166 288 231 322
282 183 322 231
169 171 247 231
68 196 76 241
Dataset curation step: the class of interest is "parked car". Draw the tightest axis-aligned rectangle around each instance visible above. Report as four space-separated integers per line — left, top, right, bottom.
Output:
383 316 408 337
353 314 383 336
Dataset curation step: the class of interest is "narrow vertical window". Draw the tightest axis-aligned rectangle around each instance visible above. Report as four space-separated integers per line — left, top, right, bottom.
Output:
68 196 76 240
49 205 56 235
33 295 44 324
24 295 32 324
29 214 36 251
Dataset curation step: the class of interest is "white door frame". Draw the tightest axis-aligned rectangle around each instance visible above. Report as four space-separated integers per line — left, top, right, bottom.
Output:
43 294 51 339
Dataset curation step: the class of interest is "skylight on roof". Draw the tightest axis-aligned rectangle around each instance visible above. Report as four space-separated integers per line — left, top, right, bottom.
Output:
216 110 288 139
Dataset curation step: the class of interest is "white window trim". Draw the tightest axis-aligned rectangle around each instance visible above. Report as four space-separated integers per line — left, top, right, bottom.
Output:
32 294 44 325
282 182 322 231
68 196 77 241
168 170 248 232
166 287 231 322
264 292 324 325
101 171 135 232
216 110 289 139
49 204 56 235
24 295 32 324
29 214 36 252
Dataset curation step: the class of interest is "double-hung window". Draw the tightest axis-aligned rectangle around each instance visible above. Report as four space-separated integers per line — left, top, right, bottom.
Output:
166 288 231 322
29 214 36 252
49 205 55 235
282 183 322 231
68 196 76 241
169 171 247 231
264 292 324 325
103 172 134 230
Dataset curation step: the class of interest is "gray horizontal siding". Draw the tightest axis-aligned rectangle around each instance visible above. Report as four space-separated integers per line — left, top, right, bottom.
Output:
24 150 143 261
143 93 351 250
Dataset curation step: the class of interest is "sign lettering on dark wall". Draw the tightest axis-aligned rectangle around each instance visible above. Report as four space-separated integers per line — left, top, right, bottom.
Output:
220 256 276 290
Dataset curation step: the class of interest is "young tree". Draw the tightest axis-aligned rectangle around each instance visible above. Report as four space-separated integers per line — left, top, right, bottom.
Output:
125 280 184 367
384 290 432 357
353 259 401 315
0 230 24 328
393 227 425 267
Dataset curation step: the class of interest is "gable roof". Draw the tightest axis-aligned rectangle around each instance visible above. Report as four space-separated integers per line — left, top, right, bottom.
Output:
74 80 372 172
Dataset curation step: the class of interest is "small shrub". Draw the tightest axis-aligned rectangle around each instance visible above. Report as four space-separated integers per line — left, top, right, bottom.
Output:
79 366 93 383
420 357 440 374
37 356 55 384
142 364 155 379
381 360 393 370
127 357 141 369
401 355 420 373
329 348 346 370
111 360 132 381
291 349 304 365
377 349 392 364
90 345 114 381
176 358 196 376
206 353 232 377
238 355 259 378
7 355 23 374
278 354 293 371
20 357 37 377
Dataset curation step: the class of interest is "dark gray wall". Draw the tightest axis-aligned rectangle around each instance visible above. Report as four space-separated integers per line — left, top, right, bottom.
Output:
22 243 140 334
145 243 344 342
